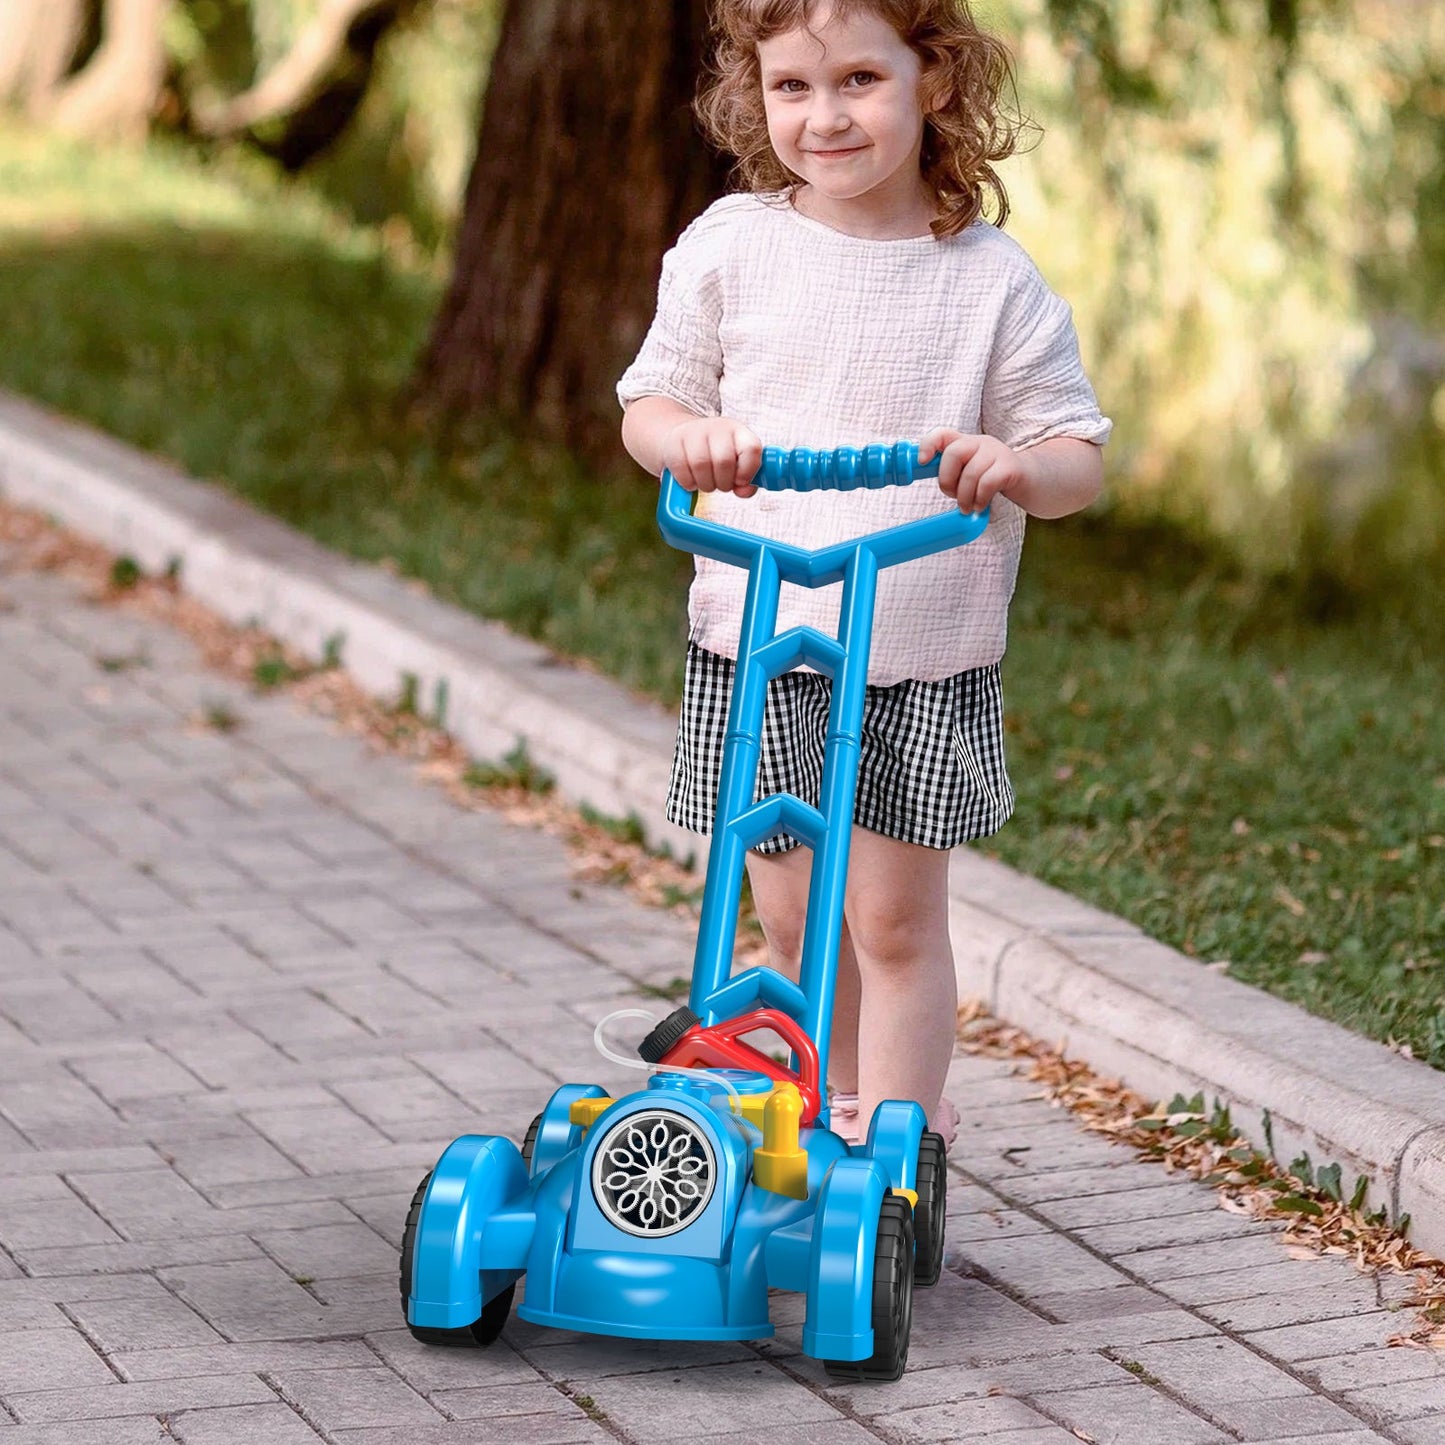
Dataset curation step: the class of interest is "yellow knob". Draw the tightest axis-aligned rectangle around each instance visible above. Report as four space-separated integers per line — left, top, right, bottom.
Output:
753 1083 809 1200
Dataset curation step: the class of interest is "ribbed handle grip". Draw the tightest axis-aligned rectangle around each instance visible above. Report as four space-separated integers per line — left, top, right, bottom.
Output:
753 442 940 492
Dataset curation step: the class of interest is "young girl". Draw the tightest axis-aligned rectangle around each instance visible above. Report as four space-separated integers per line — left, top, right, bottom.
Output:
617 0 1110 1149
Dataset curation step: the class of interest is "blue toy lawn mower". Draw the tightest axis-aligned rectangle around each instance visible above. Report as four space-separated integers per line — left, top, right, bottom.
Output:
400 444 987 1380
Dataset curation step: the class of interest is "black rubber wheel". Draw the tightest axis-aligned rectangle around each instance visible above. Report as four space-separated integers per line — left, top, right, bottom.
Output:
637 1006 701 1064
823 1194 914 1382
399 1171 514 1347
912 1131 947 1287
520 1112 543 1170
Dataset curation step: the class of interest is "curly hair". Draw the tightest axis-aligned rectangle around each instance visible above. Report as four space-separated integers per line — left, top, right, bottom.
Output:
695 0 1029 238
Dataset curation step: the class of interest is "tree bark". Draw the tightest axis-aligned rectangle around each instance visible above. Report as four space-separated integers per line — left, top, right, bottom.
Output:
0 0 85 111
46 0 168 140
193 0 413 170
412 0 728 467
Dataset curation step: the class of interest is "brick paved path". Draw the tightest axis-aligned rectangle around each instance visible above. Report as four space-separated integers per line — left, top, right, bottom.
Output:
1 547 1442 1445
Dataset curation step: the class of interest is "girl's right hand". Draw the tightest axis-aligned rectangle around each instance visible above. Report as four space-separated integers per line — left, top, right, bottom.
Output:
661 418 763 498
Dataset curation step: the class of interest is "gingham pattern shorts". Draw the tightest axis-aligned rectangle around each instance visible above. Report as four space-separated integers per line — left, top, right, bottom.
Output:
667 643 1015 855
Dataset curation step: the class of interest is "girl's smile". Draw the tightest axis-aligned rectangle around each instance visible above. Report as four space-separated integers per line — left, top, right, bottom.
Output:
758 5 935 239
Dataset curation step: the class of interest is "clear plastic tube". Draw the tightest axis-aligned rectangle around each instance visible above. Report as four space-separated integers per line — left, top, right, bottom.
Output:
593 1008 749 1120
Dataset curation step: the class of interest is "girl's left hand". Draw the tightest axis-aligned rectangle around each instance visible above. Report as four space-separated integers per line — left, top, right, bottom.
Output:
917 429 1026 514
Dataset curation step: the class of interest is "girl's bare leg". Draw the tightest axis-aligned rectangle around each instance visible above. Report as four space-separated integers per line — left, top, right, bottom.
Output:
744 845 861 1098
842 829 957 1143
744 830 955 1140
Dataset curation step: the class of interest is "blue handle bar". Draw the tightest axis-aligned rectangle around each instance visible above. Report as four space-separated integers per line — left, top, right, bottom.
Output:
658 441 986 584
753 441 939 491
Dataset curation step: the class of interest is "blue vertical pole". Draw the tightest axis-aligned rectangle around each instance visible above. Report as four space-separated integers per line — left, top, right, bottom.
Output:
795 545 878 1093
689 548 781 1017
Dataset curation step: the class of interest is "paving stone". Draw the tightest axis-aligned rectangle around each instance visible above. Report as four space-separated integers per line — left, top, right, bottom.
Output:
1122 1233 1297 1283
1126 1336 1311 1405
251 1222 397 1282
1153 1258 1368 1306
693 1424 888 1445
1073 1208 1285 1256
872 1392 1058 1441
1300 1349 1445 1393
5 1373 275 1424
572 1360 845 1443
1342 1376 1445 1424
1021 1381 1230 1444
1244 1314 1401 1363
1030 1182 1224 1230
158 1259 377 1342
330 1420 612 1445
0 1420 170 1443
1391 1421 1445 1445
1205 1394 1377 1440
957 1231 1131 1296
512 1333 756 1383
66 1288 225 1352
1200 1280 1385 1333
0 1327 119 1391
115 1340 377 1382
269 1366 443 1431
1028 1284 1179 1322
168 1401 327 1444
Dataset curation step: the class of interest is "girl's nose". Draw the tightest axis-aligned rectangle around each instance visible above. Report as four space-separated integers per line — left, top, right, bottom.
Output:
809 100 851 136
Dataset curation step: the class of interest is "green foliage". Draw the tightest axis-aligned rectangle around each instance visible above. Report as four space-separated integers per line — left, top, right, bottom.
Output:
463 741 557 795
996 0 1445 595
108 555 143 590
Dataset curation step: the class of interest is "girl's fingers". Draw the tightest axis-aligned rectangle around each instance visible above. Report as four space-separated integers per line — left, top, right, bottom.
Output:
733 429 762 497
917 427 957 465
687 431 717 492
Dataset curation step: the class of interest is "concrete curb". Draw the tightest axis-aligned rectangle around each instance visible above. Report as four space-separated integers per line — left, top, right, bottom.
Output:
3 388 1442 1259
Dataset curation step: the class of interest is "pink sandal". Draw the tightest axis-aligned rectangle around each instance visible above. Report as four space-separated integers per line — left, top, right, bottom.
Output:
827 1092 860 1144
828 1093 958 1151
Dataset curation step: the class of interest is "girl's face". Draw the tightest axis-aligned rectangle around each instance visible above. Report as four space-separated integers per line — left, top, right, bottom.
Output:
758 6 930 227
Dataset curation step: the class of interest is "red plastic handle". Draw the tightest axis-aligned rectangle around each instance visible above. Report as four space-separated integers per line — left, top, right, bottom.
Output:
658 1008 823 1122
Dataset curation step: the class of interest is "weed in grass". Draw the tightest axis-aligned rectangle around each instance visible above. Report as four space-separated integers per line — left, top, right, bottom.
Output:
201 701 240 732
578 804 647 849
321 631 345 669
109 555 142 590
252 649 300 689
1119 1359 1162 1387
638 976 692 1002
463 741 556 795
96 650 148 672
396 672 420 715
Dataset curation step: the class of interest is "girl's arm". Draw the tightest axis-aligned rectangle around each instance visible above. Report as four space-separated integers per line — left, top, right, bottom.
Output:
918 430 1103 519
622 396 763 497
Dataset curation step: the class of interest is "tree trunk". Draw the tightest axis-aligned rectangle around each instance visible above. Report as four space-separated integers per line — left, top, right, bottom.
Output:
0 0 85 111
412 0 728 467
46 0 168 141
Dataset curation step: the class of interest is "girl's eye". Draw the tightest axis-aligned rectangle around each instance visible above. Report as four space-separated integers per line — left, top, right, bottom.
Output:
776 78 806 94
847 71 879 87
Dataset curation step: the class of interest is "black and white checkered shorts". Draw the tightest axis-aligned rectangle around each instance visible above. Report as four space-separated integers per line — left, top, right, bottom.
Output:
667 643 1015 855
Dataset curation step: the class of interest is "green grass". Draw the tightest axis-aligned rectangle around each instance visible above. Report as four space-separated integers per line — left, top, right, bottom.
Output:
1 127 1441 1063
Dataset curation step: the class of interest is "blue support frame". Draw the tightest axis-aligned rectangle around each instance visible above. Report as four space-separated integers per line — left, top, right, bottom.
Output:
657 443 988 1097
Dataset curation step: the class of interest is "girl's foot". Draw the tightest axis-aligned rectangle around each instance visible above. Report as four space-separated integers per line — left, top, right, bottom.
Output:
930 1095 960 1151
828 1091 860 1144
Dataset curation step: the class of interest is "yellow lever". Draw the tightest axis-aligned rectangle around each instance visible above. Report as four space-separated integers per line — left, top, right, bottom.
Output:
752 1083 809 1200
568 1097 614 1129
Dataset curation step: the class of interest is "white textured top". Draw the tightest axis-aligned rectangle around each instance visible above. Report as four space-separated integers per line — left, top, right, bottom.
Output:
617 192 1111 684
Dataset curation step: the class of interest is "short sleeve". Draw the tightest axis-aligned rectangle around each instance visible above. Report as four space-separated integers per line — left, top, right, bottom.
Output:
980 266 1112 451
616 231 723 417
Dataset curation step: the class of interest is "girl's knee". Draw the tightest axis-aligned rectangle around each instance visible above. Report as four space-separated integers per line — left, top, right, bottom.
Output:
846 893 949 969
